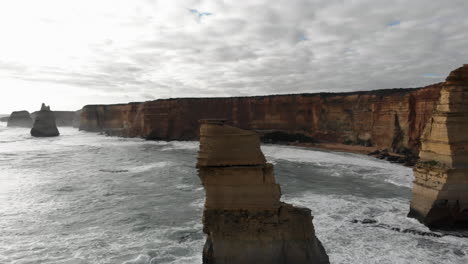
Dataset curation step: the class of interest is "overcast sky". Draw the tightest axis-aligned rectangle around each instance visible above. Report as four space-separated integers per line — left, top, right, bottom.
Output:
0 0 467 114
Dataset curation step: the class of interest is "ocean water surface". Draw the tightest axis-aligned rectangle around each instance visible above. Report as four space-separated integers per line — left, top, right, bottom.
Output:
0 122 467 264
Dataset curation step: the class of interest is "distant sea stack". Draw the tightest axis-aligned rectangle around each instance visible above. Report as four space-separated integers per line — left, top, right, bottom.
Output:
197 120 329 264
30 103 60 137
409 65 468 229
7 111 33 128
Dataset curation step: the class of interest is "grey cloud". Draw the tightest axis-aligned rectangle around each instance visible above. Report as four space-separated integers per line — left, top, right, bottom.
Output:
2 0 467 105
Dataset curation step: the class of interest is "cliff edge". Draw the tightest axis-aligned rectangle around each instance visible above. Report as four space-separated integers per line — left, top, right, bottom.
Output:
409 65 468 229
197 119 329 264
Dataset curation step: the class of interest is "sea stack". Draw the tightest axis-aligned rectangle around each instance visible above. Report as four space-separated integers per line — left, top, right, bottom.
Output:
7 111 33 128
408 65 468 229
30 103 60 137
197 119 329 264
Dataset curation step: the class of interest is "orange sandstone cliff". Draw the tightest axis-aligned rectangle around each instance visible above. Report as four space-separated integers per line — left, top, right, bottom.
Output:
409 65 468 229
197 119 329 264
79 84 442 157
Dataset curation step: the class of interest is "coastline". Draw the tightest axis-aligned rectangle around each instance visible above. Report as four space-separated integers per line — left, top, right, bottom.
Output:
266 141 415 166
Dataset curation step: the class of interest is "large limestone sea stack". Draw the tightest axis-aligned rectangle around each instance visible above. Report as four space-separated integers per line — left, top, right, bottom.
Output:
30 103 60 137
197 119 329 264
7 111 33 128
409 64 468 229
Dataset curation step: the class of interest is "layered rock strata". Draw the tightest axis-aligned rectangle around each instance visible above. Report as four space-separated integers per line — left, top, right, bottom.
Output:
30 103 60 137
197 120 329 264
79 84 442 157
409 65 468 229
7 111 33 128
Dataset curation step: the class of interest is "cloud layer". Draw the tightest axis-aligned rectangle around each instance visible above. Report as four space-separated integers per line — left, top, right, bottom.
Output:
0 0 467 113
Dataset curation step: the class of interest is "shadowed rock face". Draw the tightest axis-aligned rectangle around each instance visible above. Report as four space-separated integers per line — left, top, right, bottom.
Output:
197 120 329 264
409 65 468 229
79 84 442 156
30 104 60 137
7 111 33 128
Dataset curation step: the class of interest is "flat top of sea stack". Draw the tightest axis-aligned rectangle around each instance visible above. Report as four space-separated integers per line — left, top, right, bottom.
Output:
197 122 266 167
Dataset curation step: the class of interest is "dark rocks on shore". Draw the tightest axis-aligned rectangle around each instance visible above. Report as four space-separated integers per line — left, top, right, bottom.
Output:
351 218 445 238
7 111 33 128
30 103 60 137
368 149 418 166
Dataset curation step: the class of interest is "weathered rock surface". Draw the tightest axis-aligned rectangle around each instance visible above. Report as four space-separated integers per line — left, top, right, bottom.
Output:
197 120 329 264
30 104 60 137
409 65 468 229
79 84 442 157
7 111 33 128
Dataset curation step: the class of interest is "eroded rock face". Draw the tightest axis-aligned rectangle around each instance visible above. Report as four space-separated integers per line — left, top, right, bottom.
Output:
409 65 468 229
79 84 442 156
197 120 329 264
7 111 33 128
30 103 60 137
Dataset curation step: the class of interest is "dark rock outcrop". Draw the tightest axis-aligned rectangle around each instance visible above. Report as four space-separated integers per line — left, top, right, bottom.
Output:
197 120 329 264
409 65 468 229
30 103 60 137
7 111 33 128
79 83 442 157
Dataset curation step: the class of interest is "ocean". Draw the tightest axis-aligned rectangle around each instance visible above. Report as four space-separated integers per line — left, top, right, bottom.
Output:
0 122 467 264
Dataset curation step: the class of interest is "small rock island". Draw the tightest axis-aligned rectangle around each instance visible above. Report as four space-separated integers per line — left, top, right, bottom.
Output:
30 103 60 137
196 119 329 264
7 110 33 128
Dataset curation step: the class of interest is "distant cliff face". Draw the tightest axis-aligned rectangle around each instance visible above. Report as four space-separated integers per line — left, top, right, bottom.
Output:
79 84 442 155
72 110 81 128
31 110 78 127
